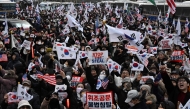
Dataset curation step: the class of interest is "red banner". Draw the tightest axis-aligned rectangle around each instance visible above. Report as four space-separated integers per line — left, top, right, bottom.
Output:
170 50 184 63
70 76 84 88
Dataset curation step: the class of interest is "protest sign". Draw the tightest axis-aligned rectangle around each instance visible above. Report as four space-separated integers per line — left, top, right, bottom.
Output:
88 51 108 65
140 76 154 84
170 51 184 63
58 92 68 102
70 76 84 88
21 40 31 50
86 91 113 109
55 84 67 92
160 39 172 49
125 45 138 53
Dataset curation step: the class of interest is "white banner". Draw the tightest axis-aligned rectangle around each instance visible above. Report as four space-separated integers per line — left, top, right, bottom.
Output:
21 40 31 50
88 51 108 65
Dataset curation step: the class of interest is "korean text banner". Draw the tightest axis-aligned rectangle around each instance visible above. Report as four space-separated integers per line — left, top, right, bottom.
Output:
88 51 108 65
86 91 113 109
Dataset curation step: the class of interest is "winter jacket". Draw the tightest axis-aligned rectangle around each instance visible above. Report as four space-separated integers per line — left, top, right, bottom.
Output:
6 52 22 70
0 70 17 104
28 89 41 109
161 71 190 109
40 98 65 109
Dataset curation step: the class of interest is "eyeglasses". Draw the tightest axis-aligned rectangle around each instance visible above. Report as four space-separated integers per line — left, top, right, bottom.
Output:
178 79 186 83
20 106 30 109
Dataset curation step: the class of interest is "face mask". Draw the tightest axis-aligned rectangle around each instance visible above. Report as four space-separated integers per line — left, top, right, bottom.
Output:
76 87 83 94
38 41 42 45
64 64 67 68
164 97 168 101
25 86 30 91
40 49 45 52
128 102 135 107
81 94 86 104
99 75 106 80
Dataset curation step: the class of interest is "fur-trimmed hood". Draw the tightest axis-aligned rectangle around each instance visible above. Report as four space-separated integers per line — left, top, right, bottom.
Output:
3 70 18 79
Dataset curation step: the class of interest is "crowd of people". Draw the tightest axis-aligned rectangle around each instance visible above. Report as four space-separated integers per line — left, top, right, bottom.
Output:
0 2 190 109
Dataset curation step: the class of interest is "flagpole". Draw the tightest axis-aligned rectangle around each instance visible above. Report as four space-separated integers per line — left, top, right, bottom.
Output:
164 0 166 17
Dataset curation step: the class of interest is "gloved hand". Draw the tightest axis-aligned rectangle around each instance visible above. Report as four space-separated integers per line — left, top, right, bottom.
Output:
154 73 162 82
108 75 114 83
45 92 52 101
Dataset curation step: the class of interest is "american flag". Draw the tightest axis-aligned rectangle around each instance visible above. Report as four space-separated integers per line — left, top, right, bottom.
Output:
37 74 56 85
101 78 109 89
185 26 189 33
22 73 28 81
0 54 8 62
136 53 149 67
166 0 176 14
4 38 9 44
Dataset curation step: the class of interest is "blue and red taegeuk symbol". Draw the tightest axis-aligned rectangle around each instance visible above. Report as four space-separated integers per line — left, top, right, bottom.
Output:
141 54 146 57
64 49 69 55
115 65 119 70
82 53 86 57
133 62 138 67
153 48 157 52
108 64 112 69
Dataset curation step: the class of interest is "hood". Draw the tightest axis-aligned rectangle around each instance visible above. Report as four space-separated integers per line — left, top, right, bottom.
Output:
3 70 18 79
140 85 151 93
11 52 20 61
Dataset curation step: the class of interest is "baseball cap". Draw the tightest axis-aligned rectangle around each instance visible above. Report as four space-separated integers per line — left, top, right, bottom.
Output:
22 80 31 86
125 90 139 103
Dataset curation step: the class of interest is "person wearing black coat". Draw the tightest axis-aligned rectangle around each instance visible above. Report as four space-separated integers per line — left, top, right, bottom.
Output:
160 66 190 109
6 52 22 70
113 46 127 65
112 77 131 109
125 90 149 109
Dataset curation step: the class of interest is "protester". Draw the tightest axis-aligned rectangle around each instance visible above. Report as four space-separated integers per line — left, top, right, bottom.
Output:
17 100 33 109
0 1 190 109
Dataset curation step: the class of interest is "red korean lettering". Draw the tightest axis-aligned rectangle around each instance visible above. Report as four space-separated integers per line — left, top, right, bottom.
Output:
93 95 99 101
88 95 93 101
105 94 111 101
100 95 105 101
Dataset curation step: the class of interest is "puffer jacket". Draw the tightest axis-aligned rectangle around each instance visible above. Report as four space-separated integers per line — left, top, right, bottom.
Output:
40 98 65 109
140 85 157 109
0 69 17 104
6 52 22 70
